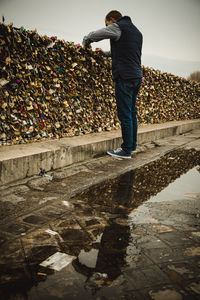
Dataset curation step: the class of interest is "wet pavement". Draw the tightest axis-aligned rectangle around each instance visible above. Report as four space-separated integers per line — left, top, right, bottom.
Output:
0 131 200 300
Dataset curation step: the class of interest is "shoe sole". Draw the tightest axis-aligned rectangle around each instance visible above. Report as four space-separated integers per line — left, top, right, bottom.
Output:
115 148 137 154
107 151 131 159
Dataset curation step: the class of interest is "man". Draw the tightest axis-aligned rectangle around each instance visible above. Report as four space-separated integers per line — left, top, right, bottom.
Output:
82 10 143 159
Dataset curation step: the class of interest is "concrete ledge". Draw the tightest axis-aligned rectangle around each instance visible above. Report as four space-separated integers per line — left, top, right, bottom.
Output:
0 119 200 186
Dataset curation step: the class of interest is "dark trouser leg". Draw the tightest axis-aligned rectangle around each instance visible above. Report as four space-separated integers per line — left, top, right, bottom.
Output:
115 78 142 154
132 79 142 150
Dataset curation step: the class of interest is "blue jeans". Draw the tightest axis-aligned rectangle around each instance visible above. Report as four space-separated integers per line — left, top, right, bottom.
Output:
115 78 142 154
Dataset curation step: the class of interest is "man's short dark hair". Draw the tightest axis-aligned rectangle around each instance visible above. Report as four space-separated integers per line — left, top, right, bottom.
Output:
106 10 122 21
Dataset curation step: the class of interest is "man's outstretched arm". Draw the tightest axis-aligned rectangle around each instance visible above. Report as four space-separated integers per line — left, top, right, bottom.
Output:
82 23 121 47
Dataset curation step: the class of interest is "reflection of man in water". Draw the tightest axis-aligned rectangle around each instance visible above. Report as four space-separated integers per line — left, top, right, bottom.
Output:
95 221 130 280
73 171 134 294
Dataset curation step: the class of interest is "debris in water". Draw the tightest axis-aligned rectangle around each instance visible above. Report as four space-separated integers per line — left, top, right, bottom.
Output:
40 252 75 271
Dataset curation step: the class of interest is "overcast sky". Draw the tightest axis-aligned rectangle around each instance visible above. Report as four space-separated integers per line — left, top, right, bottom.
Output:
1 0 200 77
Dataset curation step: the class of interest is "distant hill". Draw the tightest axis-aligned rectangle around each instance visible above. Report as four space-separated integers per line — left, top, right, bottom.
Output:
142 55 200 79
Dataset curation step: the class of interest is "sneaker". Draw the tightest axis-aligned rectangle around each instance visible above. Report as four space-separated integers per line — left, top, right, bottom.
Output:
114 147 137 154
107 149 131 159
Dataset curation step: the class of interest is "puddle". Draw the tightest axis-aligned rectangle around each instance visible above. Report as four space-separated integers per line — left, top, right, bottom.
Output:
78 248 99 268
129 165 200 225
148 167 200 203
0 149 199 299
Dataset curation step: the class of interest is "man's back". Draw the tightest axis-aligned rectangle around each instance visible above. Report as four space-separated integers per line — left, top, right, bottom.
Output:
110 16 143 80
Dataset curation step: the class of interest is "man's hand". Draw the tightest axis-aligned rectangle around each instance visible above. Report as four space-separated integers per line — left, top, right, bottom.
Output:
82 36 92 48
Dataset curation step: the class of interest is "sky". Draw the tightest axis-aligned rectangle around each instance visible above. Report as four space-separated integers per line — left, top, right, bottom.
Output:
1 0 200 78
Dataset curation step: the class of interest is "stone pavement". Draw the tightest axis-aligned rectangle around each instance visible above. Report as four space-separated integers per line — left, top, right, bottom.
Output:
0 128 200 299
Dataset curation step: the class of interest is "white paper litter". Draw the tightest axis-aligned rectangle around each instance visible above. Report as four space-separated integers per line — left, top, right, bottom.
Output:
45 229 58 235
40 252 75 271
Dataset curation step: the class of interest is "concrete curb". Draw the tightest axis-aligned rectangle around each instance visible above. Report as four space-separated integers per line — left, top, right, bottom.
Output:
0 119 200 186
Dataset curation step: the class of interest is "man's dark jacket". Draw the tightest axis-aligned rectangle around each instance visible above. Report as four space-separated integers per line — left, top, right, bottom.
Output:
110 16 143 80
